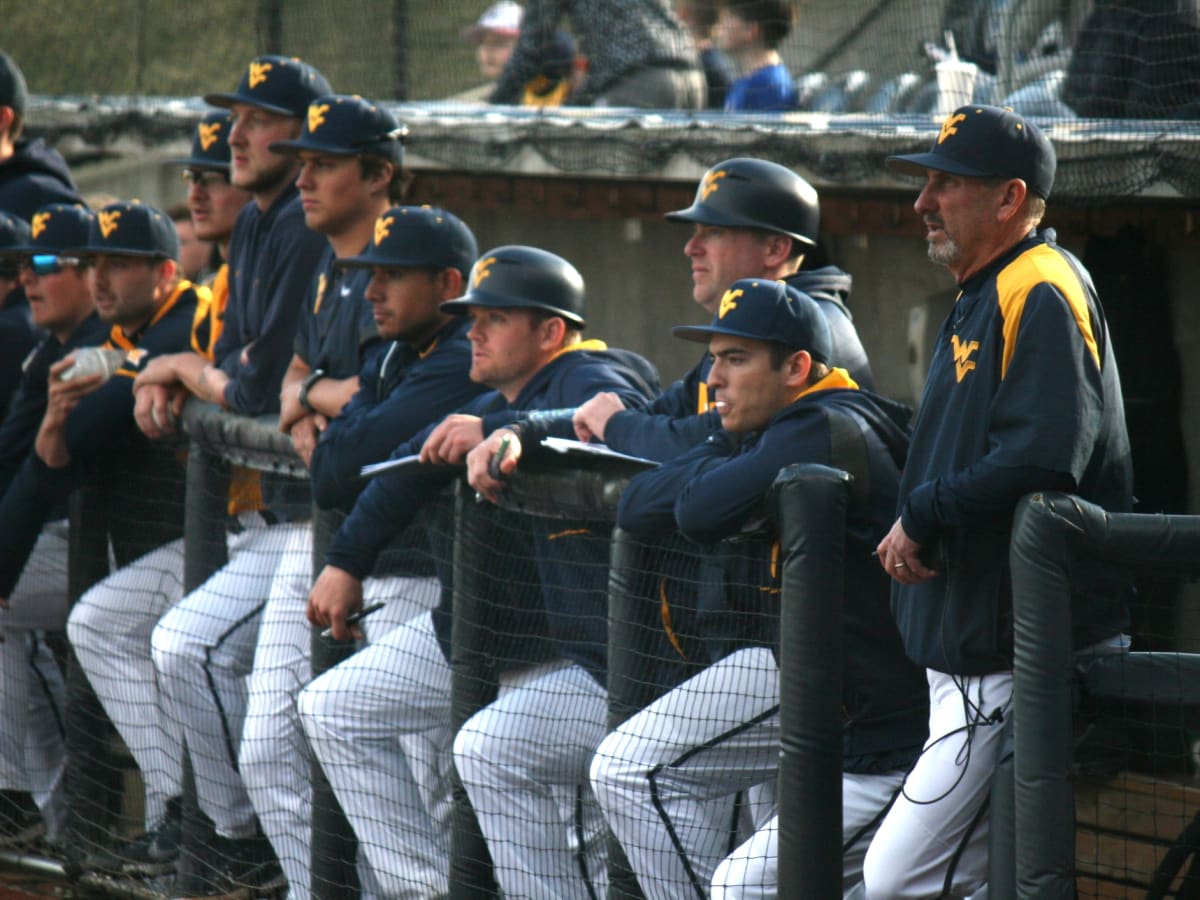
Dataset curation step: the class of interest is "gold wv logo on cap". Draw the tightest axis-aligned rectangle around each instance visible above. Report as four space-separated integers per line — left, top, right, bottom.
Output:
198 121 222 150
31 212 50 239
248 61 273 88
718 287 743 319
307 103 330 133
98 210 122 238
374 215 393 246
938 112 967 145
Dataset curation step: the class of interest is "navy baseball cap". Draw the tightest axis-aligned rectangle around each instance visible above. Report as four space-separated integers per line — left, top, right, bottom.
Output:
173 109 234 170
269 95 406 164
673 278 832 364
0 52 27 118
0 212 31 255
339 206 477 278
204 55 333 118
886 104 1056 200
9 203 93 254
70 201 180 261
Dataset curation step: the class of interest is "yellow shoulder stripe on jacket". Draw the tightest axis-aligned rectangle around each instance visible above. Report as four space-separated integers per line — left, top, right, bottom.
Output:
996 244 1100 378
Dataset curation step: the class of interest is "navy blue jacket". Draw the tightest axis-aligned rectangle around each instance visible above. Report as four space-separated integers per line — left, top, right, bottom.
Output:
0 283 199 596
325 341 660 681
0 313 107 502
216 185 324 518
0 139 82 221
603 266 874 461
293 244 380 377
0 292 38 420
895 230 1132 675
618 373 928 770
310 317 486 512
215 185 325 415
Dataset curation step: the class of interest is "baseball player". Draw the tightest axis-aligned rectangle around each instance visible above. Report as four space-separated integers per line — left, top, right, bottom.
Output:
568 156 873 464
0 204 105 846
240 201 487 895
66 111 252 878
587 278 928 899
866 106 1132 898
122 56 332 894
1 201 202 843
219 94 416 897
0 52 83 222
503 159 879 698
301 245 658 898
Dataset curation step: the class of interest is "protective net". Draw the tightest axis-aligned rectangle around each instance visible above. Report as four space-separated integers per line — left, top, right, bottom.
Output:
7 0 1200 201
0 403 1198 897
2 1 1200 897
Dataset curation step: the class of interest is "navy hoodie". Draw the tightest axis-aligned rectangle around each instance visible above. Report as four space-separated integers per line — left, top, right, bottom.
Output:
0 138 82 221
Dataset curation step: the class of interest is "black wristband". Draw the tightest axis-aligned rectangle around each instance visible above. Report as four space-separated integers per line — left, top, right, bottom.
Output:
298 368 326 413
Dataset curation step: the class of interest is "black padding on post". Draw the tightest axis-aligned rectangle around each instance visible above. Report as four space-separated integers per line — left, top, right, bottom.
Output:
176 442 232 894
62 488 121 860
310 506 359 900
769 463 849 899
449 483 502 899
1010 492 1087 900
1011 492 1200 898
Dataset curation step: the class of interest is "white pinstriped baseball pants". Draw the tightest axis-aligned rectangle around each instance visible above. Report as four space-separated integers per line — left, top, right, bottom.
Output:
0 519 71 839
241 521 435 899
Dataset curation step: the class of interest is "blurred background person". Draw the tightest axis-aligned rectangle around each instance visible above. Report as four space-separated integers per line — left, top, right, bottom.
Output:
677 0 735 108
465 1 525 82
490 0 705 109
718 0 798 111
461 2 584 106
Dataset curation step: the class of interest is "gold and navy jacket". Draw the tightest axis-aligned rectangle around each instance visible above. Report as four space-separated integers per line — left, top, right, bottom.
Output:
894 230 1132 675
602 266 873 462
616 373 929 771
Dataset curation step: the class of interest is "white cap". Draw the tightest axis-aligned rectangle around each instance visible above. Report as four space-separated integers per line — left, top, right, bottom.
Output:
462 1 523 43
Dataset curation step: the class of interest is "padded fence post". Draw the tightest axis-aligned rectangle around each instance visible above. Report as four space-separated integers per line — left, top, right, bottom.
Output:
176 442 230 895
449 482 501 899
1010 493 1089 899
769 463 848 899
1010 492 1200 897
63 487 123 858
604 528 659 900
310 506 360 900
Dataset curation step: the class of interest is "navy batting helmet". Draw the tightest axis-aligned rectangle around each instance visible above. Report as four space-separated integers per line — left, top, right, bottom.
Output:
666 157 820 248
441 245 586 328
339 206 477 279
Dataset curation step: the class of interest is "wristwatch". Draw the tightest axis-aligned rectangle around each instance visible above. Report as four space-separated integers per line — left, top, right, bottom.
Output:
298 368 326 413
